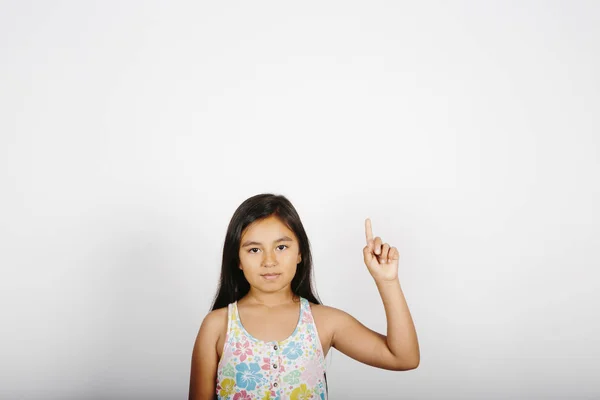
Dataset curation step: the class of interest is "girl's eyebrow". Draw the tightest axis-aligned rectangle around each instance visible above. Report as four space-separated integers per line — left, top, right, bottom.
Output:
241 236 293 247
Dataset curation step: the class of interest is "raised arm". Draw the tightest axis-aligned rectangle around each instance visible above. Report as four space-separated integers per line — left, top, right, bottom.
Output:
329 218 420 371
188 308 226 400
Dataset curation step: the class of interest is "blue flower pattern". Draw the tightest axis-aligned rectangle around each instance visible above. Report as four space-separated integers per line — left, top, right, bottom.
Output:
235 362 264 391
282 341 303 360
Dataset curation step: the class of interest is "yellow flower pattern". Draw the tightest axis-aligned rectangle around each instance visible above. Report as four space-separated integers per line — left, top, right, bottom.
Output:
261 390 274 400
218 378 235 398
290 384 314 400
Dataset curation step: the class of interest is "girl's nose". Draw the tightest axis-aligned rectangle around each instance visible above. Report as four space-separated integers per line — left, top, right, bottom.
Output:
263 251 278 267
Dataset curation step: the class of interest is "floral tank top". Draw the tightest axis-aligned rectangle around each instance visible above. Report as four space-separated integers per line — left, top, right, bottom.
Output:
216 297 327 400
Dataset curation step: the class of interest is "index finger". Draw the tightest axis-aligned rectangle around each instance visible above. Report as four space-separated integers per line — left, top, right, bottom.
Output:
365 218 373 244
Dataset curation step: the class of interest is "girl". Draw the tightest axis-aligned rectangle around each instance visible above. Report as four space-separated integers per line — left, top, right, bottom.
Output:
189 193 420 400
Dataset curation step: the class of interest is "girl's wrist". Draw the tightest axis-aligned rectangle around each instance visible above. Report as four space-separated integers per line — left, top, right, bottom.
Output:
374 277 401 290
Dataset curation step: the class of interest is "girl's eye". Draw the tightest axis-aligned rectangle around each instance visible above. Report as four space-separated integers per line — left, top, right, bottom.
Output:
248 245 288 253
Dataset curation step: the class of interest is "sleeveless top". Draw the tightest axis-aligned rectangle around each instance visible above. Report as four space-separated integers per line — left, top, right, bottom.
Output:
216 297 328 400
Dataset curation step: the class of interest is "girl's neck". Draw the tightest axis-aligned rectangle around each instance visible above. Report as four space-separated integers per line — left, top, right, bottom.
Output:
244 288 298 308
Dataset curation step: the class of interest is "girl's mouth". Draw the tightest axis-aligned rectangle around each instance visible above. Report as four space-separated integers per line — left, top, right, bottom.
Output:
261 273 281 280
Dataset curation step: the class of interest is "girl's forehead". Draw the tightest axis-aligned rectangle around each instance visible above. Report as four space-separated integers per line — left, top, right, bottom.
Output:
242 216 296 238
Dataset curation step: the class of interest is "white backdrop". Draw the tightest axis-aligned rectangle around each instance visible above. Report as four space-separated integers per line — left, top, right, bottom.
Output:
1 1 599 399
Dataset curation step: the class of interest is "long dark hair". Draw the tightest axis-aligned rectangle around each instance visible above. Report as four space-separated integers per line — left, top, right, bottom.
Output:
210 193 322 310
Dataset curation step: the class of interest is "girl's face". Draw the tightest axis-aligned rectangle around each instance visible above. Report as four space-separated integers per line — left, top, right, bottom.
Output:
238 215 302 294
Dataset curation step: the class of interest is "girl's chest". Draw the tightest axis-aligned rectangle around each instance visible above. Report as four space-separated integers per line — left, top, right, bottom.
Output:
241 308 299 342
216 309 333 359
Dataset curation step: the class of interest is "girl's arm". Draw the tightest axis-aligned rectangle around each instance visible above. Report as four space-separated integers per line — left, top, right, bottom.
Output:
189 309 226 400
326 219 420 371
328 279 419 371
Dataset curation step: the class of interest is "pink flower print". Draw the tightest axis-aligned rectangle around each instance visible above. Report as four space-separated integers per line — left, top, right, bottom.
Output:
233 390 252 400
300 357 323 387
223 343 234 360
302 312 313 324
233 340 253 362
261 357 271 371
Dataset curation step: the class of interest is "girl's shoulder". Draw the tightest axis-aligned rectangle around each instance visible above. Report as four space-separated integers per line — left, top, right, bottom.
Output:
307 301 350 325
199 306 229 339
307 301 343 314
205 305 229 319
307 301 358 348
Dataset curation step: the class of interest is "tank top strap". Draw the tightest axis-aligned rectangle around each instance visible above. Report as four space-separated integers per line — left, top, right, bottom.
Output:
230 300 238 325
300 297 314 325
297 297 327 367
228 300 245 343
298 296 314 326
226 302 234 335
230 300 250 338
219 302 235 354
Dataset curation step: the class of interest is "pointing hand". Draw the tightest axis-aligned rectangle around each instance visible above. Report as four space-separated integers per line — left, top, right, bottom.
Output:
363 218 399 282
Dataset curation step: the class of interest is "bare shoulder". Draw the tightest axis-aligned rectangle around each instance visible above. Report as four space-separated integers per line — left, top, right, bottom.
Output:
192 306 229 359
199 306 228 336
308 302 353 331
309 302 350 319
308 302 367 337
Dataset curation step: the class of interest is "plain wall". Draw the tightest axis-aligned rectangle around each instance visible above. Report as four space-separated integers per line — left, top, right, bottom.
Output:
1 1 599 399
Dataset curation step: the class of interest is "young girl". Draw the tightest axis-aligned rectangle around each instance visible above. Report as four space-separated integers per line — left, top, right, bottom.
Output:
189 193 420 400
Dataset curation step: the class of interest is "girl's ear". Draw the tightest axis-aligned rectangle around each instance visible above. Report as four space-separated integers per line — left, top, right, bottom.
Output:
297 254 302 264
